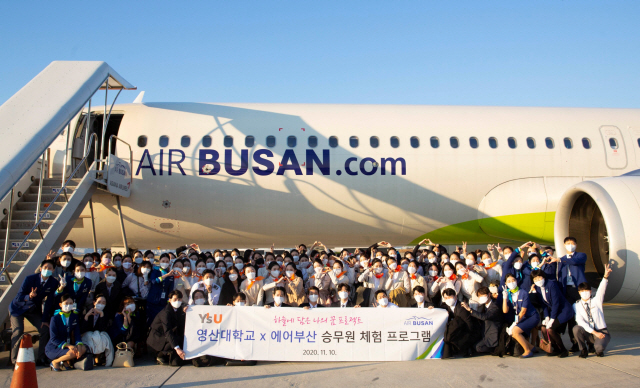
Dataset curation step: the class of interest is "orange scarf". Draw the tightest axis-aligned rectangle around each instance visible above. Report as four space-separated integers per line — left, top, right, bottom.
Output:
247 276 265 290
461 273 469 280
97 264 115 273
337 271 347 278
484 261 498 269
411 274 417 280
448 274 457 281
374 273 384 279
394 266 402 273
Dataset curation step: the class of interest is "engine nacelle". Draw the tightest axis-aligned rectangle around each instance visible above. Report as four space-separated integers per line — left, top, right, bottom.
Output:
554 172 640 303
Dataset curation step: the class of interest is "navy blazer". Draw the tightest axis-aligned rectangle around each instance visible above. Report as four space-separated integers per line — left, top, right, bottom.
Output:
506 289 536 320
10 273 59 322
147 268 174 305
542 252 588 293
500 254 526 288
47 310 82 351
56 275 92 310
534 280 573 324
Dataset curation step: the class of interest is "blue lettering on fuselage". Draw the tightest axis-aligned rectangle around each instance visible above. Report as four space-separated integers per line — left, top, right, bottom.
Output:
134 149 405 176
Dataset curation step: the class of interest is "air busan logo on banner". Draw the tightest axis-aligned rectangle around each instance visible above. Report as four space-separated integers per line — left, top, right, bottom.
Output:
135 149 406 177
404 316 434 326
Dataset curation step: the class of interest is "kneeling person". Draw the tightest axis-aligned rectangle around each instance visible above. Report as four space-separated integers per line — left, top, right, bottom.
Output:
573 264 612 358
461 287 503 354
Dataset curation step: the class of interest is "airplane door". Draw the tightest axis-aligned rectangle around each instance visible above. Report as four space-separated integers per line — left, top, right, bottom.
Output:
599 126 627 169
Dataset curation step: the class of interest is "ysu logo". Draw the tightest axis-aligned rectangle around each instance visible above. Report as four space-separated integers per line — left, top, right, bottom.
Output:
199 313 223 324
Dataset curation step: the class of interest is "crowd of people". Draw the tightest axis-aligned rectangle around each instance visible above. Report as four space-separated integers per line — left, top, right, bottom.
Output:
8 237 612 370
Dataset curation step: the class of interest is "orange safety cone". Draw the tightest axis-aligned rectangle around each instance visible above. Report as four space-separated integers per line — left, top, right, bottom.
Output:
11 334 38 388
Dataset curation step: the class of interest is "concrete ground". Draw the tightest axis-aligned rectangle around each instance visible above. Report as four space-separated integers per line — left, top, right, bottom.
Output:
0 304 638 388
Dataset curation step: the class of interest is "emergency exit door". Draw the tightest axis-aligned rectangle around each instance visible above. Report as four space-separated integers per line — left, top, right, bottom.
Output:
599 126 627 169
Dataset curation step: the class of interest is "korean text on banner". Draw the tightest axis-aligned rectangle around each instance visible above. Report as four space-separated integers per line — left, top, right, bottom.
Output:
183 306 448 361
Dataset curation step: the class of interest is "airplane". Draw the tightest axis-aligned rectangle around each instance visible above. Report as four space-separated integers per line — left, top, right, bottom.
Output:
1 62 639 305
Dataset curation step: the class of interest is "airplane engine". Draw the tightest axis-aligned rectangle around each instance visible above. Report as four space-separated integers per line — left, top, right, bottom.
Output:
554 172 640 303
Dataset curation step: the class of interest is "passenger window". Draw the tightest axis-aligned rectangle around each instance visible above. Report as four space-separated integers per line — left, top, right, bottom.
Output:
582 138 591 149
202 135 212 148
308 136 317 148
410 136 420 148
609 138 619 149
390 136 399 148
159 135 169 147
564 137 573 149
266 136 276 148
489 137 498 149
469 137 479 149
181 136 190 148
245 136 254 147
350 136 359 148
508 137 517 149
370 136 379 148
329 136 338 148
224 136 233 147
137 136 147 147
450 137 459 148
526 137 535 149
287 136 297 148
545 137 555 149
430 136 439 148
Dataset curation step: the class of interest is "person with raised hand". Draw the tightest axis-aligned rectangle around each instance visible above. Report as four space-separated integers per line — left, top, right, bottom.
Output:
441 288 475 359
461 286 503 354
261 261 283 305
46 294 86 371
357 258 388 307
573 264 613 358
55 262 92 311
306 258 332 306
189 269 222 306
502 273 538 358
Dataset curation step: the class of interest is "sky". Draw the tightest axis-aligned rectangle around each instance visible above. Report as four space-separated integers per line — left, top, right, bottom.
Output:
1 1 639 108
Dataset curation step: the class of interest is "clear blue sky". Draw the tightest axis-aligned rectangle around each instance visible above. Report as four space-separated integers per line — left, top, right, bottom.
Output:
1 1 639 107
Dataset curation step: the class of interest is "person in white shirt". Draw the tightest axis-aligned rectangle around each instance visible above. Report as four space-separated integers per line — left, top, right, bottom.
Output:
373 290 398 308
573 264 612 358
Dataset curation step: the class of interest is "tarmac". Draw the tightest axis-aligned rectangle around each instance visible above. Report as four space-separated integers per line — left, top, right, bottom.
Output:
0 304 638 388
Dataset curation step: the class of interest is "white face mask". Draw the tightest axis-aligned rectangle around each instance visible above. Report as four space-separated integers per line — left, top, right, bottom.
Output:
530 261 540 269
478 295 489 305
308 294 319 302
580 291 591 301
271 270 281 278
61 259 71 268
378 298 389 307
75 271 86 279
182 266 190 273
123 262 132 269
285 270 294 278
450 260 458 266
114 260 122 268
246 272 256 280
444 270 454 277
333 268 342 275
407 266 417 274
444 298 456 307
235 301 246 307
457 269 466 276
314 267 323 274
414 294 424 303
170 300 182 309
61 304 74 312
338 291 349 300
429 270 438 277
534 279 545 288
360 260 368 267
135 257 143 264
228 274 238 281
126 303 136 312
95 303 106 311
204 278 216 286
274 296 285 305
277 260 284 267
388 262 397 270
197 267 205 274
194 299 206 305
292 256 299 262
235 263 244 270
506 282 517 290
206 262 215 269
374 267 383 274
565 244 576 253
160 262 170 269
63 246 74 253
141 268 151 275
465 259 475 266
225 262 233 268
483 259 492 266
513 262 523 270
106 275 116 284
428 257 437 263
489 286 499 294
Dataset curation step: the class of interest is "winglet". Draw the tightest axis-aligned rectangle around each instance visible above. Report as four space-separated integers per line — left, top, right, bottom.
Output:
133 91 145 104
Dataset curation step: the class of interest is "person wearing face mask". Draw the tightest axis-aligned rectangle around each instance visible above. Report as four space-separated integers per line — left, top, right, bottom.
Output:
441 288 475 359
46 294 86 371
373 289 398 308
55 262 92 312
279 262 305 306
262 262 283 305
148 290 187 366
530 269 572 357
306 259 332 306
461 287 503 354
186 269 221 306
573 264 612 358
410 286 434 309
147 253 178 325
480 251 502 286
218 267 242 306
81 253 101 295
425 263 442 306
502 273 538 358
10 259 59 365
117 255 136 285
80 295 112 367
113 253 123 270
300 287 324 309
179 258 198 290
455 262 484 311
171 260 191 303
432 263 462 299
213 261 227 286
239 264 265 306
331 284 354 307
223 255 235 271
383 257 411 305
448 252 462 269
143 250 156 266
264 287 291 308
95 268 122 321
488 280 501 303
328 260 351 303
96 251 115 280
113 296 144 358
357 258 388 307
190 289 208 305
50 251 79 279
500 249 529 291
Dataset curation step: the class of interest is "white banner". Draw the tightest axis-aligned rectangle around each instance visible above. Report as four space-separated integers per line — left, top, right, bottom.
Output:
183 306 448 361
107 154 131 197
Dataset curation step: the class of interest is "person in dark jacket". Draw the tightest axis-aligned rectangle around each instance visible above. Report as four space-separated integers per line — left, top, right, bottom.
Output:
55 262 92 311
46 293 86 371
462 286 503 354
331 283 355 307
147 290 187 365
94 267 122 321
441 288 476 358
531 269 573 357
111 296 143 350
265 287 291 307
147 253 178 325
410 285 434 308
9 259 59 365
217 267 241 306
81 294 109 333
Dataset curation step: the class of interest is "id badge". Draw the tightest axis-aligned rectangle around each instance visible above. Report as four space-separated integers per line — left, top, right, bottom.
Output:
161 292 165 299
